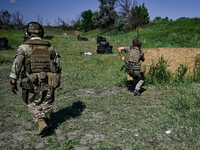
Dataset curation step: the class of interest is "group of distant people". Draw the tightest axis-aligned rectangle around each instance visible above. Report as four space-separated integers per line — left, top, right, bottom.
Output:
10 22 145 136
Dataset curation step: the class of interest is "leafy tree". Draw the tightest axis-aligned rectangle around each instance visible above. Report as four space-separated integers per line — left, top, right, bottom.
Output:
0 10 11 25
177 17 189 20
80 10 94 32
92 0 118 30
133 3 149 27
153 16 162 22
114 15 124 31
162 17 169 21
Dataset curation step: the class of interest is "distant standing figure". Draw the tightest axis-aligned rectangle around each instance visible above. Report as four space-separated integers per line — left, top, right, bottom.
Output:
10 22 62 136
118 39 145 96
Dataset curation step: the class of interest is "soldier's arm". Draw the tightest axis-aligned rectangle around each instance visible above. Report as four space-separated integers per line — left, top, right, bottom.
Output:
55 51 62 73
49 46 62 73
118 47 128 62
10 45 25 81
118 46 130 61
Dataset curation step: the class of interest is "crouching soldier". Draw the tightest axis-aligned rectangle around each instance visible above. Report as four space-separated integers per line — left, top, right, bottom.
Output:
10 22 62 136
118 39 146 96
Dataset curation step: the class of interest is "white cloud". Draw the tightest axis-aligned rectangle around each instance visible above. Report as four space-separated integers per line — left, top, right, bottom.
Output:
10 0 16 4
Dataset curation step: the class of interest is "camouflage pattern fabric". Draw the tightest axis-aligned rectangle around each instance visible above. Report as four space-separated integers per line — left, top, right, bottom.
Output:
27 22 44 38
10 37 61 124
124 46 145 91
133 71 145 91
28 81 54 123
10 37 61 79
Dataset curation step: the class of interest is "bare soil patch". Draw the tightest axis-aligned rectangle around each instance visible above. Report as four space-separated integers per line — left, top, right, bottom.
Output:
142 48 200 72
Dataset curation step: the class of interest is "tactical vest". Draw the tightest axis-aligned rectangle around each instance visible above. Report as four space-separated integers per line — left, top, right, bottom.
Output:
23 40 51 73
127 46 141 64
124 46 142 74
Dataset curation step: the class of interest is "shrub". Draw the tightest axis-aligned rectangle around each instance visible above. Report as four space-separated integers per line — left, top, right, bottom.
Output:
193 54 200 82
174 63 189 83
145 55 171 85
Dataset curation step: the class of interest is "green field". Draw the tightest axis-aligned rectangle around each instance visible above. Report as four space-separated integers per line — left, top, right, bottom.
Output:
0 18 200 149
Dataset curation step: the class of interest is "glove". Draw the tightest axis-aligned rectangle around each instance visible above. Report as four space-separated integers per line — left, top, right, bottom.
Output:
10 81 18 95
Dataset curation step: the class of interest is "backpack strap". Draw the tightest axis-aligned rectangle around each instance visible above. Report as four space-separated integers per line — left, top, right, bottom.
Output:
23 40 50 46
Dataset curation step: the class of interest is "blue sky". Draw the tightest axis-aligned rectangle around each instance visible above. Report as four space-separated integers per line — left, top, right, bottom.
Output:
0 0 200 26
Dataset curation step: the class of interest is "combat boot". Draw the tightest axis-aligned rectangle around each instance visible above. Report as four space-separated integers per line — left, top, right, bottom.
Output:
133 90 140 96
37 120 49 136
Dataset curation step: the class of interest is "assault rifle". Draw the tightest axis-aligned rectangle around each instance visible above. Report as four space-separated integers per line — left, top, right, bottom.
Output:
137 29 141 48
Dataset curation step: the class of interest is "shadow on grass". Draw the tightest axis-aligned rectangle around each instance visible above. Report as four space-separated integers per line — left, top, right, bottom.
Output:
48 101 86 135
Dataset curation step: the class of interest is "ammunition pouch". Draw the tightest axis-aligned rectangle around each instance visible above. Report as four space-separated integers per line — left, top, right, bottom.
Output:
127 62 146 73
125 63 143 76
21 78 34 90
131 64 141 71
47 72 61 89
20 77 34 104
140 64 146 73
22 88 28 104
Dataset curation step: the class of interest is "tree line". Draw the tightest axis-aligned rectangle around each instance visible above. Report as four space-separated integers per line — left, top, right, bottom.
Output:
0 0 152 33
81 0 150 33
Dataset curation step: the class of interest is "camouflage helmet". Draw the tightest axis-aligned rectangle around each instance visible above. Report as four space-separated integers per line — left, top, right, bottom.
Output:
27 22 44 37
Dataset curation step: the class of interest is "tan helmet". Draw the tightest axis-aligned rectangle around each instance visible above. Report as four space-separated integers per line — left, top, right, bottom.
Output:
27 22 44 37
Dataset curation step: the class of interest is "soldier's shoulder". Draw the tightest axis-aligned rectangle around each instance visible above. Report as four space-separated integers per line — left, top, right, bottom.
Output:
19 43 30 49
124 46 130 52
23 39 50 46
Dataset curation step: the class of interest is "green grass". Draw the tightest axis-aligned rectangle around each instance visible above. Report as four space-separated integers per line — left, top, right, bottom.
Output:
100 18 200 48
0 18 200 149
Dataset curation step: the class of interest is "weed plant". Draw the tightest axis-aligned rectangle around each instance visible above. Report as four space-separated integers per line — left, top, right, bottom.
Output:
193 54 200 82
145 55 198 86
145 55 171 85
194 63 200 82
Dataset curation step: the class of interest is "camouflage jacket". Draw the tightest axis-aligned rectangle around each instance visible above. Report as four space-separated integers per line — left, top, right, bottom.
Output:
10 37 61 80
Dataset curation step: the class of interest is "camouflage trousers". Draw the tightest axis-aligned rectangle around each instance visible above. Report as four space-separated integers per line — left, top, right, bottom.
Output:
27 82 54 124
129 71 145 91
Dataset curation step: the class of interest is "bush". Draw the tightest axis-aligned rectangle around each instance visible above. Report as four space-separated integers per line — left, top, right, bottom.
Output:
193 54 200 82
174 63 189 83
145 55 198 86
145 55 171 85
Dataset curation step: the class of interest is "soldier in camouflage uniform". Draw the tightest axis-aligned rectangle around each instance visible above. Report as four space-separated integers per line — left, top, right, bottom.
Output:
118 39 145 96
10 22 61 136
